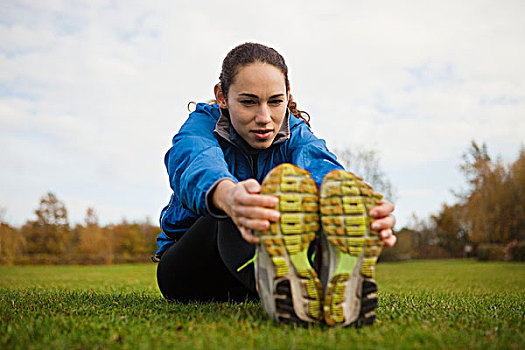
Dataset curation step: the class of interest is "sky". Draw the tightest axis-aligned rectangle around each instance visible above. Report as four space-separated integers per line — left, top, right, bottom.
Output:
1 0 524 229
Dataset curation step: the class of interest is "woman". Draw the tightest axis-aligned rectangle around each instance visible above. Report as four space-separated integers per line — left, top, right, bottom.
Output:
156 43 396 327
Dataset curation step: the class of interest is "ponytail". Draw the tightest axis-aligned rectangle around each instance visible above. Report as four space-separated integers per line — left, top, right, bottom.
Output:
288 95 311 127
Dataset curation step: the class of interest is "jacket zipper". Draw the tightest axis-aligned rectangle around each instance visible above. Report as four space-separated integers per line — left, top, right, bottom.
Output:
251 153 259 180
218 136 259 179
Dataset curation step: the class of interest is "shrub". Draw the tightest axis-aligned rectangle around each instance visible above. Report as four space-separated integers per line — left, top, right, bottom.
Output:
510 241 525 261
477 244 506 261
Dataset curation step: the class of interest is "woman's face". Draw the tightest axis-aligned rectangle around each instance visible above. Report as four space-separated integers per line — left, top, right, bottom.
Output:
216 62 289 149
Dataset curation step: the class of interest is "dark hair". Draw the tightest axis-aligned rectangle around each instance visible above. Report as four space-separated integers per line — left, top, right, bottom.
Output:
219 42 311 126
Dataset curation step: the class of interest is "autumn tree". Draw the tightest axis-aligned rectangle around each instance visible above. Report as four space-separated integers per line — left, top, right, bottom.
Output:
0 208 26 265
107 219 150 261
431 203 467 257
22 192 72 256
76 208 114 263
455 141 525 245
509 147 525 241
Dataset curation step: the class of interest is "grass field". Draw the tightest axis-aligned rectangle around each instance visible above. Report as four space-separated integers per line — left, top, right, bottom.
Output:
1 260 524 349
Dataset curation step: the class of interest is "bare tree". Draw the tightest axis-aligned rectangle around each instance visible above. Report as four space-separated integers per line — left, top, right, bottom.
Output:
333 146 396 201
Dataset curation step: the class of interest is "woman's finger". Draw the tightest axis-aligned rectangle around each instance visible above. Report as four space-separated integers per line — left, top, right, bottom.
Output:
232 205 280 222
379 228 393 240
236 217 271 232
371 215 396 231
236 192 279 208
383 233 397 247
242 179 262 194
239 226 259 244
369 199 395 218
379 229 397 247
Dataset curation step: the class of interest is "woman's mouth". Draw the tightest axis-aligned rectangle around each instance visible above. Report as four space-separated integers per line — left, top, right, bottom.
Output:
251 129 273 140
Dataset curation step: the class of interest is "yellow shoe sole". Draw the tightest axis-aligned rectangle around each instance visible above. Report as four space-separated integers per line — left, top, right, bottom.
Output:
256 163 324 323
320 170 384 327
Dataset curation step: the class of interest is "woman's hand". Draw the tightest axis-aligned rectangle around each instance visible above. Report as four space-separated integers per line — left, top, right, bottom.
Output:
212 179 281 244
369 199 397 247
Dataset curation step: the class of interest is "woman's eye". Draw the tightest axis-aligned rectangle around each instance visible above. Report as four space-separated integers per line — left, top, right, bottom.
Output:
269 99 284 106
240 100 256 105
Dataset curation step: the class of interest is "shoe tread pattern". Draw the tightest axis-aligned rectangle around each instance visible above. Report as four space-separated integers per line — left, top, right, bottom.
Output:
257 163 323 322
321 170 384 326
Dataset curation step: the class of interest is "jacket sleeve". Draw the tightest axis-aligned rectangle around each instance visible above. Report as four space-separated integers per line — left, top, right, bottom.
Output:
286 120 345 188
165 107 237 217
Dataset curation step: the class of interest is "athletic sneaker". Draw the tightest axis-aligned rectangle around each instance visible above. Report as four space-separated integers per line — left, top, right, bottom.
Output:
254 163 324 324
319 170 384 327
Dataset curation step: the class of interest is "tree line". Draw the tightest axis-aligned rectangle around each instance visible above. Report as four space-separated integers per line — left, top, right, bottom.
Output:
1 142 523 265
382 141 525 262
0 193 159 265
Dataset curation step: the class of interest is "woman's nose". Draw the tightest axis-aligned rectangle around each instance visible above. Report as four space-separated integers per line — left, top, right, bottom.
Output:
255 104 271 124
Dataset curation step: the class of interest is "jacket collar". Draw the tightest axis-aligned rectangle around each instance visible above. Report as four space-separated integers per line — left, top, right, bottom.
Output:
213 108 291 149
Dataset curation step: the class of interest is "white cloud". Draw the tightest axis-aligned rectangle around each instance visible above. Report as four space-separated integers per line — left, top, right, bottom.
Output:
1 0 524 229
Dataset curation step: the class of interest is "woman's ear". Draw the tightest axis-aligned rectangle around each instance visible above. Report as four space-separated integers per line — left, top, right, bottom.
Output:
214 84 228 109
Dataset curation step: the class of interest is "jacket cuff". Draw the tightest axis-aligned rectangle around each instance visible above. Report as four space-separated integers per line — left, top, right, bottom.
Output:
205 177 236 219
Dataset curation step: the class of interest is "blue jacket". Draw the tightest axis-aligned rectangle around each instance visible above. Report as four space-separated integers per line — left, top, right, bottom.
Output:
156 103 344 256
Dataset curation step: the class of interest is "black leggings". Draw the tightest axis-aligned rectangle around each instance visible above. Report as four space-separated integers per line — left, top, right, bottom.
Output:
157 217 258 302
